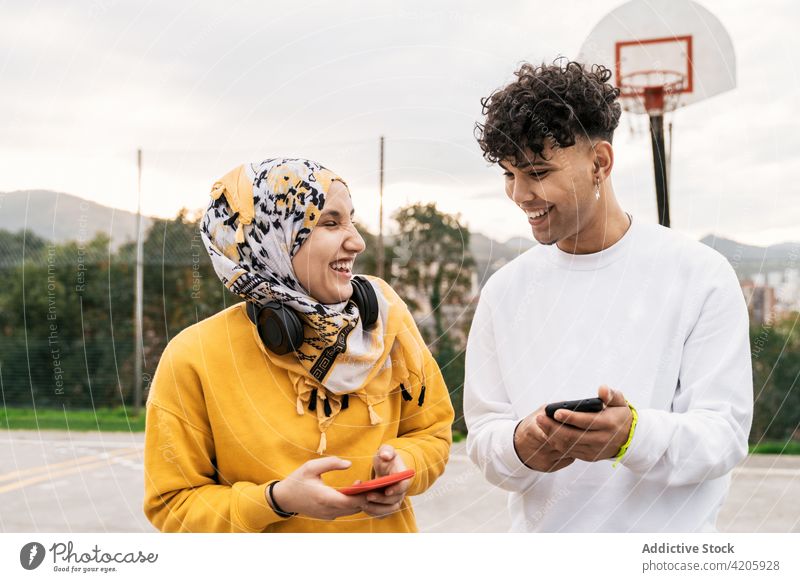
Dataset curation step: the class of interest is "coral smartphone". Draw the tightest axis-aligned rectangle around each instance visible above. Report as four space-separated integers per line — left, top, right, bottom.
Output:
545 397 605 420
338 469 416 495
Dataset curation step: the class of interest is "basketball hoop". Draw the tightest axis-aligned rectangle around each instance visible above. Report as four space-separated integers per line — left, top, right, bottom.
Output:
578 0 737 229
618 69 687 229
619 70 687 115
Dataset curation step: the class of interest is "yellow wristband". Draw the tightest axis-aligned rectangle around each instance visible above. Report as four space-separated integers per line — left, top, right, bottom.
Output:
612 400 638 468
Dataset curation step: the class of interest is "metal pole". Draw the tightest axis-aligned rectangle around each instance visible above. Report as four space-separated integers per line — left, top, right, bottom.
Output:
667 120 673 193
649 114 671 228
133 148 144 415
377 136 385 279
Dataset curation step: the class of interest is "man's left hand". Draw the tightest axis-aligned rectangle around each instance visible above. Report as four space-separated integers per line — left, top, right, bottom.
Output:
536 385 633 462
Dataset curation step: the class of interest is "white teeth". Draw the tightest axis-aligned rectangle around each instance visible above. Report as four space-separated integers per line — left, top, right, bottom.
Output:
330 260 353 272
527 206 551 219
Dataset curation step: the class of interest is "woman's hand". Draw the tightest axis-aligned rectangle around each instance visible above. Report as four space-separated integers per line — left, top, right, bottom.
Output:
269 457 368 520
360 444 413 519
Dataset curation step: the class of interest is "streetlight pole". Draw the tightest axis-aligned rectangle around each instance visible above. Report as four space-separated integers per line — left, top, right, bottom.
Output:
133 148 144 415
377 136 385 279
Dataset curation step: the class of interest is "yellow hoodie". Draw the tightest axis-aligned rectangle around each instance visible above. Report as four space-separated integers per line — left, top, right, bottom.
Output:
143 281 454 533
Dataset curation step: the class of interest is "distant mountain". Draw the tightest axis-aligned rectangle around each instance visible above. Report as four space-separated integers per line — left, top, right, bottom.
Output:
700 234 799 277
0 190 155 250
700 234 797 262
470 232 535 284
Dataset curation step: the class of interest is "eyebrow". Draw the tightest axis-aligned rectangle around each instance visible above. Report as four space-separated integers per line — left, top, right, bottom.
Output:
499 160 551 172
320 209 355 219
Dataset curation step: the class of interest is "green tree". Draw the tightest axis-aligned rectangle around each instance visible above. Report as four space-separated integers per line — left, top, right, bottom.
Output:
0 231 128 408
390 202 475 341
0 211 236 410
0 228 48 266
388 203 476 435
750 315 800 444
117 208 233 392
352 220 392 278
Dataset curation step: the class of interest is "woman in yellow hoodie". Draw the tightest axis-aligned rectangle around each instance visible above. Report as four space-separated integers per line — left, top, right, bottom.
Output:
143 158 454 532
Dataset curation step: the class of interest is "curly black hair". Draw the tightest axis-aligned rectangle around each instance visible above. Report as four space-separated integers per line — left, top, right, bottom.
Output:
475 60 621 165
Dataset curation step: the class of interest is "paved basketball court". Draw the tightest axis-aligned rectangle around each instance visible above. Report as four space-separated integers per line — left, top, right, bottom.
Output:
1 430 798 532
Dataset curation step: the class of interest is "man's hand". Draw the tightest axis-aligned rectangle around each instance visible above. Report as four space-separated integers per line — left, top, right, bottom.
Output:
270 457 368 520
514 405 576 472
536 385 633 462
358 444 412 519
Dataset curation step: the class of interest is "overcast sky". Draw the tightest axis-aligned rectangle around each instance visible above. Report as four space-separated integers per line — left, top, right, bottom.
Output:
2 0 798 245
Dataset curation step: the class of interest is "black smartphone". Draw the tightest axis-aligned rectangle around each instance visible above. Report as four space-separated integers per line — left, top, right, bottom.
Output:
545 397 605 420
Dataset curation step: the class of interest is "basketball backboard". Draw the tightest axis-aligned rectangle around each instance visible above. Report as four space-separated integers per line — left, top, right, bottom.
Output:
578 0 736 115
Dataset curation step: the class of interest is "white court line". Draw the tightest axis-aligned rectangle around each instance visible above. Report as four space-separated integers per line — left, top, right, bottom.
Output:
0 437 143 448
448 453 800 479
733 467 800 478
2 442 797 476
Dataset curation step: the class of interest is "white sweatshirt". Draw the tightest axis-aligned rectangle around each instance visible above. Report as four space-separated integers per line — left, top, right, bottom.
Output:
464 217 753 532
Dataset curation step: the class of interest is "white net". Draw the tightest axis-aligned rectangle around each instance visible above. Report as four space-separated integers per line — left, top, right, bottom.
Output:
619 70 687 115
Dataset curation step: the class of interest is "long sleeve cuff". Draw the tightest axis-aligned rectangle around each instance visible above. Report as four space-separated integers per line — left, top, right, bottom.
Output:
619 409 675 474
494 419 538 477
383 438 448 497
394 448 420 495
232 481 293 532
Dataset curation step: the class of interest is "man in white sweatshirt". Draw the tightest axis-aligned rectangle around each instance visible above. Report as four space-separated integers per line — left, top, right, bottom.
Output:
465 60 753 532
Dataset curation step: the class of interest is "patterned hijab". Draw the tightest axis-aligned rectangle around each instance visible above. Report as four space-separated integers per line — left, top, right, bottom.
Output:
200 158 427 454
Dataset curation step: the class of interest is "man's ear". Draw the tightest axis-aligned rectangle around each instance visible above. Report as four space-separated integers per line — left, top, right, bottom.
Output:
593 140 614 180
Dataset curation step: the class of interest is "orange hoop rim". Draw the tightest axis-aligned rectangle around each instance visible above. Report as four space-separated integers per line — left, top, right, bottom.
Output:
619 69 687 96
619 70 687 114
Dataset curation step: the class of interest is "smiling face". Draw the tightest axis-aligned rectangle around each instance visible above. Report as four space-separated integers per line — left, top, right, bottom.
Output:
500 137 612 249
291 180 366 304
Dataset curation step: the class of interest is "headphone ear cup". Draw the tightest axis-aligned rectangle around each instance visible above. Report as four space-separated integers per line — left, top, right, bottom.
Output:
276 306 305 353
350 276 379 330
252 302 304 355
